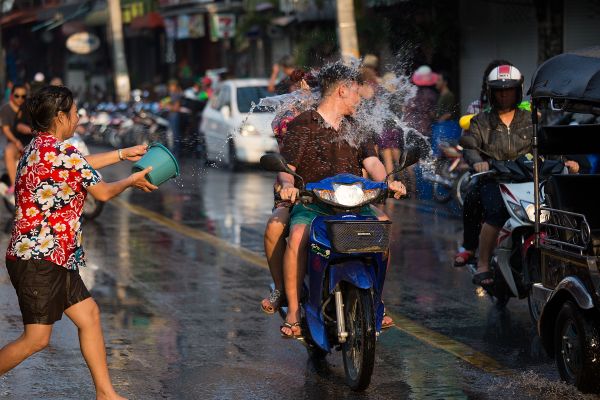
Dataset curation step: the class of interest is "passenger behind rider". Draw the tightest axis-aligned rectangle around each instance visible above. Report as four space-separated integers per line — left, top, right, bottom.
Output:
261 69 317 315
464 65 578 288
276 62 407 338
0 84 31 199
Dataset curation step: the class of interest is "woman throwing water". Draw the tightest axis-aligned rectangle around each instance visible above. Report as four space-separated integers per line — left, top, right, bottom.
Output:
0 85 157 399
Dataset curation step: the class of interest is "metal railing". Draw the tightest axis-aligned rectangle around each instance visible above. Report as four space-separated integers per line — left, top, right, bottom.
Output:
540 206 591 255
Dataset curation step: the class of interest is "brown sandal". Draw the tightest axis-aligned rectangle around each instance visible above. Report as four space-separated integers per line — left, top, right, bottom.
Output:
280 321 303 339
261 289 284 314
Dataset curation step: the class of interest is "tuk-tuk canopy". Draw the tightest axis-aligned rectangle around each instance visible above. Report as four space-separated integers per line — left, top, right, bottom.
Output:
529 47 600 107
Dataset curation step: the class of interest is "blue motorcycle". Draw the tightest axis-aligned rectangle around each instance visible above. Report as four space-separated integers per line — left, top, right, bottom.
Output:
260 147 421 391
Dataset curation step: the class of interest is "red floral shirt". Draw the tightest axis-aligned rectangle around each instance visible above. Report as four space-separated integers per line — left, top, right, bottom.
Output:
6 134 101 270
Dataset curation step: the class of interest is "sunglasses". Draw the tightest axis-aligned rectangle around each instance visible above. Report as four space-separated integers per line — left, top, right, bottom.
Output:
13 94 27 99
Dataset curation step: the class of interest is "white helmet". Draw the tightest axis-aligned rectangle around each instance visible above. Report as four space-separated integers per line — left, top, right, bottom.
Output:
487 65 523 89
487 64 524 106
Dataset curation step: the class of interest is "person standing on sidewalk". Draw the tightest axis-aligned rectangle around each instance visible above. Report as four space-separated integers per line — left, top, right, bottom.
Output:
0 85 157 400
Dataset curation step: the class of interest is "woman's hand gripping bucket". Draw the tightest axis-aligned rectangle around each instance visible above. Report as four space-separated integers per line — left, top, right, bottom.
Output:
132 143 180 186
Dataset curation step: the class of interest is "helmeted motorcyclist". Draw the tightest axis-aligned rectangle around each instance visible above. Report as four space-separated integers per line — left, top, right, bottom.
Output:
464 65 579 289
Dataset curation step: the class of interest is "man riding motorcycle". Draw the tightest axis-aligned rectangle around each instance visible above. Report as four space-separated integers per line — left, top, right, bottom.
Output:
462 65 579 289
276 62 407 338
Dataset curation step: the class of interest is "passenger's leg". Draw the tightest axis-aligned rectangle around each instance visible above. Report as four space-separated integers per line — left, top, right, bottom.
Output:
281 223 310 336
262 207 289 312
455 181 482 264
64 298 126 400
381 148 394 175
0 324 53 375
474 182 508 285
391 148 401 175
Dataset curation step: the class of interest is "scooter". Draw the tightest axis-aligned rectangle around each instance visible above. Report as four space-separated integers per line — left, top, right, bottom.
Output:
459 136 564 309
422 140 470 207
260 146 421 391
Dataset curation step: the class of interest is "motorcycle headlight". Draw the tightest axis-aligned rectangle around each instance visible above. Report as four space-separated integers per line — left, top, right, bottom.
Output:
523 202 550 223
240 124 259 136
313 183 381 208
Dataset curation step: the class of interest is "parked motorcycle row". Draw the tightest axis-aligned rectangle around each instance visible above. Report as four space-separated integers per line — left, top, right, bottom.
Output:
76 100 174 151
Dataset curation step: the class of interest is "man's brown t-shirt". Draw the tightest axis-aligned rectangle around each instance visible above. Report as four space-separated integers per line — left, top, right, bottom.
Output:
281 109 377 187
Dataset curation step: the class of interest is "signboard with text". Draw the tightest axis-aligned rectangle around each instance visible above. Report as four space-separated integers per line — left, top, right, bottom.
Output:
210 14 235 41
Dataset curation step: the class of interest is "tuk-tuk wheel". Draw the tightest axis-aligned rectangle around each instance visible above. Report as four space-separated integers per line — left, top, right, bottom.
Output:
554 301 600 393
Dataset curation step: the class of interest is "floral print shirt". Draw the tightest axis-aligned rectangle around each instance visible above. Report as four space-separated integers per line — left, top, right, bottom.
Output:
6 134 101 270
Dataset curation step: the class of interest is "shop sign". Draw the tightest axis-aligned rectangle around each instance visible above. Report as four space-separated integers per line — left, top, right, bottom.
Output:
66 32 100 55
189 14 205 38
177 15 190 38
210 14 235 41
165 17 176 39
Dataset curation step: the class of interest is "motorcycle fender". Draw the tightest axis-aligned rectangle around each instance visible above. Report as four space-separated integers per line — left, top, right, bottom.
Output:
495 248 519 297
305 304 330 351
328 261 374 293
548 276 594 310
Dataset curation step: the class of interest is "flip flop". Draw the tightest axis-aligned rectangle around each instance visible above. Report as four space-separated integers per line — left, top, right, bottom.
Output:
472 271 494 289
261 289 284 315
454 250 474 267
280 321 303 339
381 313 395 329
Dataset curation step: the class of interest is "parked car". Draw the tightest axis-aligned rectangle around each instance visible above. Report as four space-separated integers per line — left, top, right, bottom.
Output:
200 78 278 170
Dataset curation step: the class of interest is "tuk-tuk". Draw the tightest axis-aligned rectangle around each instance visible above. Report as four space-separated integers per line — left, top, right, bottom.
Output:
528 48 600 393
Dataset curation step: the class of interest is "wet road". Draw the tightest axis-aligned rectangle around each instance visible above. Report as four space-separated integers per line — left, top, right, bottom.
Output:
0 148 598 399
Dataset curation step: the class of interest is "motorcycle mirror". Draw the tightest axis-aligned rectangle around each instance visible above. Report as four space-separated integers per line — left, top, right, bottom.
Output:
260 153 290 172
387 131 428 183
260 153 305 188
459 135 478 150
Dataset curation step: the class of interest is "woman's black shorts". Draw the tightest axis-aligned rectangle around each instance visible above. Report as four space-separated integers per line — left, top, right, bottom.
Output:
5 258 91 325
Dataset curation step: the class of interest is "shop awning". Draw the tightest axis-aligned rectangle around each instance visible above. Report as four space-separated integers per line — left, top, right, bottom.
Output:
31 2 93 32
0 9 38 28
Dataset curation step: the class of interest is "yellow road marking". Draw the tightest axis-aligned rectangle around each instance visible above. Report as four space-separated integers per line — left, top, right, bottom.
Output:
113 197 514 377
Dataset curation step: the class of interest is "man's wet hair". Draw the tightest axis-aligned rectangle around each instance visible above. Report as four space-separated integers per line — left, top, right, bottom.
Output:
25 85 74 133
318 62 364 97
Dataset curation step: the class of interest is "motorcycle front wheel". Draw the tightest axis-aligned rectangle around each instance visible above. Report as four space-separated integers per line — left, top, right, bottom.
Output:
342 285 376 392
453 170 471 208
431 159 454 203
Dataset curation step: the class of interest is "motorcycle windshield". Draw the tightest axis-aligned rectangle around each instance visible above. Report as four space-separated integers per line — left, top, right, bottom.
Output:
306 174 386 192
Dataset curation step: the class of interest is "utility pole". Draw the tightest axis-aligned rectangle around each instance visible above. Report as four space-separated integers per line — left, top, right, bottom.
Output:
107 0 131 102
336 0 360 61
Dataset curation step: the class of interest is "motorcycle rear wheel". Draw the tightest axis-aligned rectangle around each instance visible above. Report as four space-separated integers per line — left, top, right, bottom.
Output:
342 286 376 392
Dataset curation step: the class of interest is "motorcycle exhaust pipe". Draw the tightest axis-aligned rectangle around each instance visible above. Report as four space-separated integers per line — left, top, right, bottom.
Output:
334 285 348 343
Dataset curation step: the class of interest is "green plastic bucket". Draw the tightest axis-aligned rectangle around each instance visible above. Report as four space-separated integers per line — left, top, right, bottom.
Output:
132 143 180 186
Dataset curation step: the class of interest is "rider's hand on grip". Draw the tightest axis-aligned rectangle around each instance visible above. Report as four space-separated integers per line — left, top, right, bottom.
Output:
473 161 489 173
387 180 407 200
280 184 300 203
